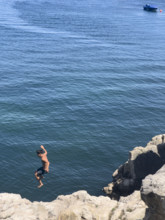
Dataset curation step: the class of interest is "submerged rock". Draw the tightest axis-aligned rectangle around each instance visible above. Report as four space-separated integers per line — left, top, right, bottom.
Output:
103 134 165 199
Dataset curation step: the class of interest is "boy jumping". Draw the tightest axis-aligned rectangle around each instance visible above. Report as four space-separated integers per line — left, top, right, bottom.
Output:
35 145 50 188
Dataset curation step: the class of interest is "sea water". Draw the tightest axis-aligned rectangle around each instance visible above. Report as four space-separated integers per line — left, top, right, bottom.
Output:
0 0 165 201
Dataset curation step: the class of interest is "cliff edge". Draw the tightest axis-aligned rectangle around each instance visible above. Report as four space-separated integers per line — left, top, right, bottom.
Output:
0 190 146 220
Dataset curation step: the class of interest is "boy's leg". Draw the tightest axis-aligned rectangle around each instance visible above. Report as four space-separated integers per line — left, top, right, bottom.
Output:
38 177 43 188
35 171 44 188
35 171 40 180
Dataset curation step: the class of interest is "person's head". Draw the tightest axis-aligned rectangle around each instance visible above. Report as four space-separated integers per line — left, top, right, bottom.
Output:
36 149 44 157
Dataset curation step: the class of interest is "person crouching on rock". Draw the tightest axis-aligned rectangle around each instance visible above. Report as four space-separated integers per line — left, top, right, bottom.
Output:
35 145 50 188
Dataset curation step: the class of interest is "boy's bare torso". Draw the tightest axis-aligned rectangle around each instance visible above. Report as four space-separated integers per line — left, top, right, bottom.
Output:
41 154 50 172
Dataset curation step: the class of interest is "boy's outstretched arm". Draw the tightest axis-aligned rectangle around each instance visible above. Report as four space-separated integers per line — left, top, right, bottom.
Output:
41 145 47 155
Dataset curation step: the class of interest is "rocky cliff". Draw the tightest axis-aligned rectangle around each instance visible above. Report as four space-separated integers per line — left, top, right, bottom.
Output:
103 134 165 200
141 164 165 220
0 190 146 220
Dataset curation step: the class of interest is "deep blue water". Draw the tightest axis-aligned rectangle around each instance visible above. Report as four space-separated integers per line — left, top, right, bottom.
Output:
1 0 165 202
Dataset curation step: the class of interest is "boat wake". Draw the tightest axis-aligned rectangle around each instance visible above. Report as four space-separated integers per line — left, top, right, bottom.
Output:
0 0 91 40
0 0 114 47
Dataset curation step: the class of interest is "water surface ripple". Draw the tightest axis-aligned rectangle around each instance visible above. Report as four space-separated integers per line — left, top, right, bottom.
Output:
0 0 165 201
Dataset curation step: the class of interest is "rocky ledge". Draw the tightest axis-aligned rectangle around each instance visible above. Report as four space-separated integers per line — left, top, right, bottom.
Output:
0 190 146 220
1 134 165 220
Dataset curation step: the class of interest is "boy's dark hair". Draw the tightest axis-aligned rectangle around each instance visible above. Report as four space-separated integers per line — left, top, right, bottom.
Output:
36 149 44 155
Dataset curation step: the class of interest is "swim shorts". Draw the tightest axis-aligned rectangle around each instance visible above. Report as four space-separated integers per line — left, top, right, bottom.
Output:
36 167 48 176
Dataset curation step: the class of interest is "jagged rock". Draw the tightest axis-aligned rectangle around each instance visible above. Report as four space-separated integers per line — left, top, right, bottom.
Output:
103 134 165 199
141 164 165 220
112 191 147 220
0 190 146 220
